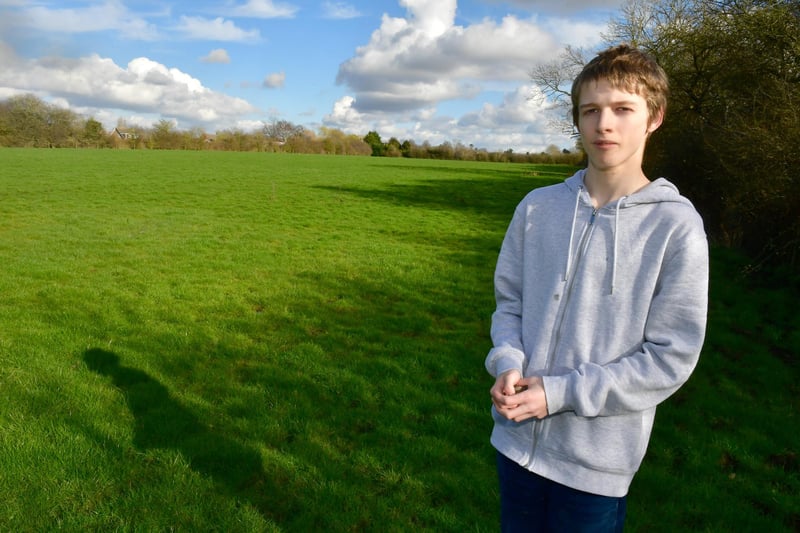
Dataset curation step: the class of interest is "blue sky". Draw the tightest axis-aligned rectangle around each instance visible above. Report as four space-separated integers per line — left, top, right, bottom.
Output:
0 0 624 152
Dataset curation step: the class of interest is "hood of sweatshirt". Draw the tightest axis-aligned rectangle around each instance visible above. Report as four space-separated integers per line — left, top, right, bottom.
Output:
562 169 696 293
563 168 694 208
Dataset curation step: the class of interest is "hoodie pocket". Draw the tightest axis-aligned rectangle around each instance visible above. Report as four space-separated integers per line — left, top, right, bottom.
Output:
539 410 652 474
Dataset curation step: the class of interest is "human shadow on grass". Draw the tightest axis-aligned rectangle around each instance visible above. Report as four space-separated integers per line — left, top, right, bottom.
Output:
83 348 278 521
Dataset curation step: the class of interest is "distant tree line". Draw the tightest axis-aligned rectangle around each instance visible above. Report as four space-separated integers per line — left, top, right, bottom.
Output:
361 130 581 164
0 94 582 166
533 0 799 268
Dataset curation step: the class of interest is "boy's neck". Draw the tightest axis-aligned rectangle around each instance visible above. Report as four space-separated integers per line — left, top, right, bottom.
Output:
584 167 650 208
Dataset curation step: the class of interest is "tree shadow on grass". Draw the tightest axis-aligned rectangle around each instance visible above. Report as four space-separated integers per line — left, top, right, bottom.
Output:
82 348 281 523
316 168 567 229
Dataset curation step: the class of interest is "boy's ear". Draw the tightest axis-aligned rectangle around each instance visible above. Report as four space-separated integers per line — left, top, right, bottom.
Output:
647 108 665 133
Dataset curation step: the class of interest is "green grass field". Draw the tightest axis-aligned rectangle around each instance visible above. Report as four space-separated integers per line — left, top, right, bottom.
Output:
0 149 797 531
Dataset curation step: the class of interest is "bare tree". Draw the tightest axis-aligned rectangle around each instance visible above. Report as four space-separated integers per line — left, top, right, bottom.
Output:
263 119 304 144
529 46 589 136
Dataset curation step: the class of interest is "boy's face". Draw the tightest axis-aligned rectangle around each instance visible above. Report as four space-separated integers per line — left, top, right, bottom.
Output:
578 79 663 178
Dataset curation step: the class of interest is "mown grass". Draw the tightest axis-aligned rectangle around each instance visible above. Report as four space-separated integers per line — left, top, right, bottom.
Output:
0 149 796 531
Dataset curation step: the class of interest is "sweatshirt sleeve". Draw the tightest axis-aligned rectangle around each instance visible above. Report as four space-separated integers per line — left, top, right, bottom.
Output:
485 203 527 377
543 225 709 417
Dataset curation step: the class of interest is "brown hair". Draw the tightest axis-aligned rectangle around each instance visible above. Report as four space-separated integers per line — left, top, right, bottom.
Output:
571 44 669 128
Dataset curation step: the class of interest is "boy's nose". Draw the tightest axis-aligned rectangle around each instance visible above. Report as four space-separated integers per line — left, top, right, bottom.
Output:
596 109 613 131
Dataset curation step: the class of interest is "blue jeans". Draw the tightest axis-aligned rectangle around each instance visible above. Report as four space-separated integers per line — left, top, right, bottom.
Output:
497 452 627 532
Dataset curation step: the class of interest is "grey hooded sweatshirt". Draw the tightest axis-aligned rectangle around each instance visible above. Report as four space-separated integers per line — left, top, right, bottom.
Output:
486 169 708 498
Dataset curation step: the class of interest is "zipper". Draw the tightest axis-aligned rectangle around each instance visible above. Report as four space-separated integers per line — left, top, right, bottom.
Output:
556 207 598 346
528 206 598 466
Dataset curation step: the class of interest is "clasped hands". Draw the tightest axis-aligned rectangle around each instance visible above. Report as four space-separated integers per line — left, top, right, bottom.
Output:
491 370 549 422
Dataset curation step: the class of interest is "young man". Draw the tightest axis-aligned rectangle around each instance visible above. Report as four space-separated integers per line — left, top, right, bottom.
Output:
486 45 708 531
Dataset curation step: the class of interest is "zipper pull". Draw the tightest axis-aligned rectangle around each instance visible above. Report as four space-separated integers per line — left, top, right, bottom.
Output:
590 208 598 225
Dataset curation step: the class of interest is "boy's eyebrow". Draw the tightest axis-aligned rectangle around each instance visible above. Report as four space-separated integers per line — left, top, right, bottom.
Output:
580 100 641 109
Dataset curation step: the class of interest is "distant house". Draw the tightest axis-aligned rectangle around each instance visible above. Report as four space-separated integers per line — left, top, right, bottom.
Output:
114 127 139 140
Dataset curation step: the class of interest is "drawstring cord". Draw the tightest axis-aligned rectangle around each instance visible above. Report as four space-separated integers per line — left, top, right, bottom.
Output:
564 185 582 281
611 196 627 294
564 183 627 294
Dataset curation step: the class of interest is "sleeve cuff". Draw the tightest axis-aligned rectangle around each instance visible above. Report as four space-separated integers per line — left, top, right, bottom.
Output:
485 346 524 377
542 374 570 414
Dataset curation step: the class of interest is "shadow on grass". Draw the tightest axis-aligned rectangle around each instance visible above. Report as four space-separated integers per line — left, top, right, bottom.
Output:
82 348 278 521
316 166 569 228
74 166 579 529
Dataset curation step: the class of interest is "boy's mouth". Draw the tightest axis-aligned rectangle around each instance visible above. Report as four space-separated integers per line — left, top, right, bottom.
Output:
593 140 617 148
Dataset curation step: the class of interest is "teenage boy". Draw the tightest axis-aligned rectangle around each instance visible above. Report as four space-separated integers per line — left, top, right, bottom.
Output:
486 44 708 532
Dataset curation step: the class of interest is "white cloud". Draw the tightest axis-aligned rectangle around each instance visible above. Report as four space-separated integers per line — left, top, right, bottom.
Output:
263 71 286 89
201 48 231 64
1 0 159 40
410 88 572 152
399 0 456 38
543 18 609 48
229 0 298 18
457 85 550 128
335 0 600 113
437 16 561 78
324 96 368 131
0 86 25 100
174 16 261 42
323 85 572 153
236 119 267 131
322 1 361 19
0 45 258 128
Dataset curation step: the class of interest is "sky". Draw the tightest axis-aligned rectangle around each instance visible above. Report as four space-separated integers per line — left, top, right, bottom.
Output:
0 0 626 152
